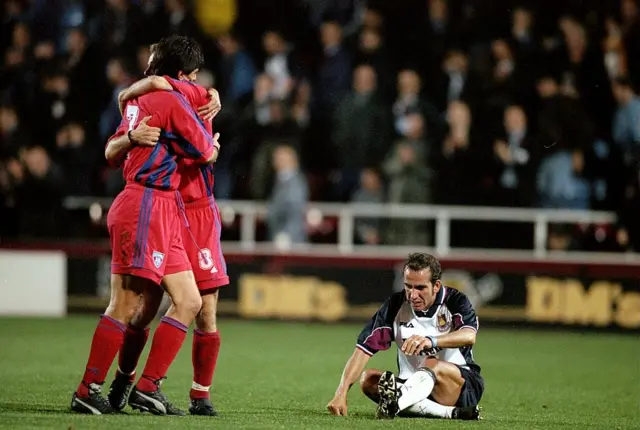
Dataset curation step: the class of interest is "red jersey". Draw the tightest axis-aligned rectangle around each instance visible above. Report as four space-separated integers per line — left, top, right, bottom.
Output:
108 90 215 191
164 77 216 203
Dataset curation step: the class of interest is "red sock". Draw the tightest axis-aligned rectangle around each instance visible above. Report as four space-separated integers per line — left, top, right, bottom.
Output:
118 326 150 378
136 316 188 392
77 314 126 397
190 330 221 400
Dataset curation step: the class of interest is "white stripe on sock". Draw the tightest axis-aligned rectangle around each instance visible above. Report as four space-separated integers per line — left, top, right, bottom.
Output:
191 382 210 392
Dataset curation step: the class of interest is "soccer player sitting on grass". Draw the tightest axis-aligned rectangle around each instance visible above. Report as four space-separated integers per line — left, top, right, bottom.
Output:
327 252 483 420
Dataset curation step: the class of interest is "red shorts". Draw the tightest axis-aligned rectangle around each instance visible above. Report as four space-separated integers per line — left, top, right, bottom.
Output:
107 183 191 284
182 196 229 292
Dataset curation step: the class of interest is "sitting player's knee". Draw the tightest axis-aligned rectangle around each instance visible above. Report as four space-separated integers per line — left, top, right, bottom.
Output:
359 369 379 394
421 358 445 379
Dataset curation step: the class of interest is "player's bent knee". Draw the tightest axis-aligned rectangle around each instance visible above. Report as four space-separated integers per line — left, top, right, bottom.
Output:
422 358 464 386
360 369 382 395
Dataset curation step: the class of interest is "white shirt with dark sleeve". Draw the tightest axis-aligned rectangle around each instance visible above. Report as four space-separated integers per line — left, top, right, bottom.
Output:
356 287 480 380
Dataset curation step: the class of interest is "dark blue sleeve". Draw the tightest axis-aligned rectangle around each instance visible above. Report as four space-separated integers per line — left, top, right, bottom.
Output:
444 287 479 332
356 292 404 356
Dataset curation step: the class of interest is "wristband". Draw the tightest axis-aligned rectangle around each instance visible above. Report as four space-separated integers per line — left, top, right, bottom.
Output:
425 335 438 349
128 130 137 146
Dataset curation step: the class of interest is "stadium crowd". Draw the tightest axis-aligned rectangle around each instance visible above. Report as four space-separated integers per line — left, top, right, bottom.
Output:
0 0 638 251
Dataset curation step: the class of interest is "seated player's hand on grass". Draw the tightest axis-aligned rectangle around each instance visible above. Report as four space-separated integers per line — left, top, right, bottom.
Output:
401 335 433 356
327 394 348 416
130 116 161 146
198 88 221 122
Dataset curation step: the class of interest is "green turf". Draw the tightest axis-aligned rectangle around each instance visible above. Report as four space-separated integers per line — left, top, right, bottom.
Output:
0 317 638 429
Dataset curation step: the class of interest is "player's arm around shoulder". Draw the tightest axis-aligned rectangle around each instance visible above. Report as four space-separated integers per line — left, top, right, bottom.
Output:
118 76 173 114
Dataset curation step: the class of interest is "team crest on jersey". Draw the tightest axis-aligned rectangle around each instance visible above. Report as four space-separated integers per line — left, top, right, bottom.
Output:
152 251 165 268
436 309 452 332
198 248 214 271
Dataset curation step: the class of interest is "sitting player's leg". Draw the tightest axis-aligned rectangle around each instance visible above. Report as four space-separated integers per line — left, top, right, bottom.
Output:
71 274 147 415
374 358 482 420
129 268 202 416
108 284 164 410
190 289 221 416
360 368 384 402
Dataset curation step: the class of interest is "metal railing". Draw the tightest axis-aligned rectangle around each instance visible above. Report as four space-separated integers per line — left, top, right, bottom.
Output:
63 196 621 258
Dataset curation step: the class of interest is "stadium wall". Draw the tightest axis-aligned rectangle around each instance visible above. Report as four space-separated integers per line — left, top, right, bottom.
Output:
1 245 638 331
0 250 67 317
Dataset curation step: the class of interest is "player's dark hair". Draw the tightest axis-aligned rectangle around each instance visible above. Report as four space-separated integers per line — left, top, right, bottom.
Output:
147 35 204 78
404 253 442 282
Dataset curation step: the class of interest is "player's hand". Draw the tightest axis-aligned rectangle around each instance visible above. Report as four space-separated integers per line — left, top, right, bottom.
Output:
401 335 433 356
118 89 132 115
327 394 348 416
129 116 161 146
198 88 221 121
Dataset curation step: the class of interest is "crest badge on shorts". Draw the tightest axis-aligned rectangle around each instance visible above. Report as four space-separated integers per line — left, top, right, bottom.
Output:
198 248 214 270
152 251 165 268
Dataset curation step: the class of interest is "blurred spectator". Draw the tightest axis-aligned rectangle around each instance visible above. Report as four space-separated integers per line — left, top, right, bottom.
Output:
0 104 27 158
63 28 108 123
351 167 383 245
393 69 440 142
603 18 627 80
383 141 431 246
315 21 351 112
537 149 590 210
557 16 613 134
34 67 71 146
611 76 640 164
217 31 257 106
164 0 201 40
262 30 294 100
99 57 135 142
99 0 144 54
14 146 65 237
55 122 94 196
305 0 364 35
489 105 537 207
332 64 389 200
267 144 308 246
432 50 476 113
535 74 593 151
388 113 430 166
248 98 302 200
354 28 391 96
438 101 476 204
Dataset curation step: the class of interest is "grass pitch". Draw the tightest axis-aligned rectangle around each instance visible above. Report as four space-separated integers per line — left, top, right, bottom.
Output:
0 317 638 429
